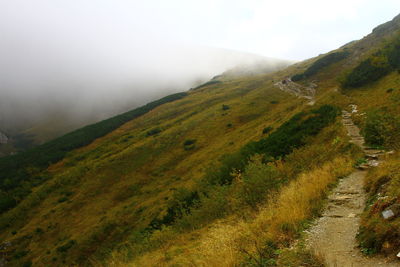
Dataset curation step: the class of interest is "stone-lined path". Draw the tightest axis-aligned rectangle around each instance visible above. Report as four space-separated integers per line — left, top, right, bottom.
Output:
305 106 400 267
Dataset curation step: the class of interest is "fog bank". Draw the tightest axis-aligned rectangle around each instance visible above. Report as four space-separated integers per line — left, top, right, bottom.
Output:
0 1 289 143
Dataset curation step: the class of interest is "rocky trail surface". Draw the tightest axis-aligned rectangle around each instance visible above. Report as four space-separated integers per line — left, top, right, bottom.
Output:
304 106 399 266
274 78 316 105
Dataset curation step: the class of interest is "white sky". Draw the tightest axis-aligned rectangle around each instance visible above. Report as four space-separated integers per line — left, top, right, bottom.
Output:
1 0 399 61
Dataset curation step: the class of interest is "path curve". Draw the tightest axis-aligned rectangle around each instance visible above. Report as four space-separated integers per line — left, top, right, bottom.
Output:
274 78 316 105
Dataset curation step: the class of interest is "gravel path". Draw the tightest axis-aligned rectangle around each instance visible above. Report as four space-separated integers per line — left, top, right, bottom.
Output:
305 107 400 267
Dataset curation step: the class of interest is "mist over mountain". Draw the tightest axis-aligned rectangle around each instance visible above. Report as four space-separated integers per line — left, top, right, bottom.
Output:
0 1 293 152
0 42 289 149
2 2 400 266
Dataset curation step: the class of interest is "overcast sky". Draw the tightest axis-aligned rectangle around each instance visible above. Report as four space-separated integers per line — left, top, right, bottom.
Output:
0 0 399 135
2 0 398 60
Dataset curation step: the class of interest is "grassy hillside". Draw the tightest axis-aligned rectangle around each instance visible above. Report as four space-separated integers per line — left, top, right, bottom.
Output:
0 92 187 213
1 14 400 267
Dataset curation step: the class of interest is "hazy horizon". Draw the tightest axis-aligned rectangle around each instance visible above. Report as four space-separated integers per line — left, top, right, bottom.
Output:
1 0 400 140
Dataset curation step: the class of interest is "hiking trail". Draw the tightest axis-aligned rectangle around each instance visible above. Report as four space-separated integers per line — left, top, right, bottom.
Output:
274 78 316 105
304 105 399 266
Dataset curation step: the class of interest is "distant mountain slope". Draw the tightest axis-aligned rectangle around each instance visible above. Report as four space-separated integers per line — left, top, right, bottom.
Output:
0 50 290 157
1 14 400 267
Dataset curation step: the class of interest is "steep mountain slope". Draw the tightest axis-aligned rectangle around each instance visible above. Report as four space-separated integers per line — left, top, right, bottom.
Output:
1 14 400 267
0 53 290 157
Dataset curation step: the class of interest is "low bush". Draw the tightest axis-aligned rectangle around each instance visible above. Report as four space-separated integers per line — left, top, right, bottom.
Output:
148 188 200 230
343 34 400 88
57 240 76 253
262 126 273 135
292 51 349 81
183 139 197 150
205 105 340 186
146 128 162 136
193 80 222 90
235 156 282 207
363 109 400 148
342 57 391 88
291 73 305 81
222 104 230 111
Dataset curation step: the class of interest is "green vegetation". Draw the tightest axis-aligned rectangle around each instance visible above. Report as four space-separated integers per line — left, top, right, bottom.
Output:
222 104 230 110
183 139 197 150
342 57 391 88
193 80 222 90
118 116 355 266
148 189 200 230
0 92 187 213
203 105 339 187
146 128 162 136
262 126 273 134
343 34 400 88
142 105 340 233
358 155 400 255
292 51 349 81
56 240 76 253
3 15 400 266
363 109 400 148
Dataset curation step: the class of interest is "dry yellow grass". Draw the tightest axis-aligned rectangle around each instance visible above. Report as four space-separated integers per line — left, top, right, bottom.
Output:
111 156 353 267
6 20 395 266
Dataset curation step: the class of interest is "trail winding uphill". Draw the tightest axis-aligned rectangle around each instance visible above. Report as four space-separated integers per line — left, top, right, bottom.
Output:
304 106 400 267
274 78 316 105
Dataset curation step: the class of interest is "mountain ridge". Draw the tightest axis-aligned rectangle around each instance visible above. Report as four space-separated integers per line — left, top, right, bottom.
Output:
1 14 400 267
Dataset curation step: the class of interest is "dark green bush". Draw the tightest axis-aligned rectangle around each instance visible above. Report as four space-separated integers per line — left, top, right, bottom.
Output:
193 80 222 90
57 197 69 203
183 139 196 146
342 58 391 88
57 240 76 253
344 35 400 88
304 51 349 77
148 188 200 230
183 139 197 150
262 126 273 134
13 250 29 259
146 128 162 136
363 110 400 148
0 192 16 212
291 73 305 81
205 105 340 185
254 105 340 159
222 104 230 111
386 40 400 69
292 51 349 81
